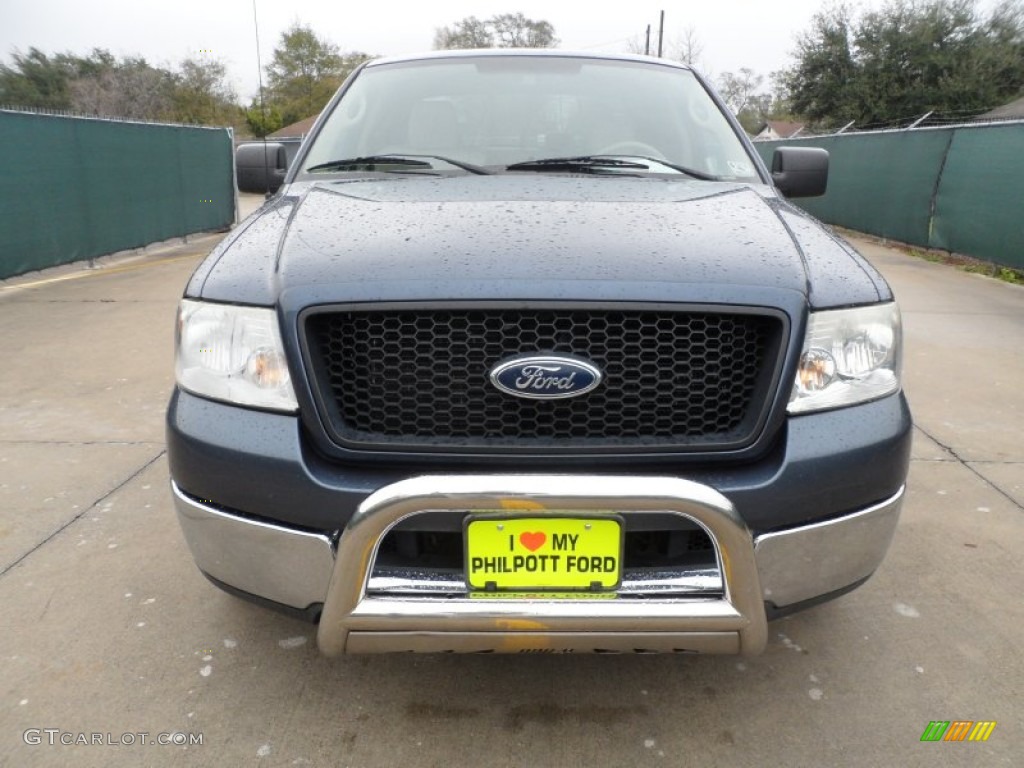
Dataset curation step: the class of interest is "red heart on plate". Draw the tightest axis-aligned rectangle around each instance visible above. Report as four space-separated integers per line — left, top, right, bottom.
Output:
519 532 546 552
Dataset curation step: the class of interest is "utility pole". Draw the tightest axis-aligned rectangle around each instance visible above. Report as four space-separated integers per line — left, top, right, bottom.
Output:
645 24 651 56
657 10 665 58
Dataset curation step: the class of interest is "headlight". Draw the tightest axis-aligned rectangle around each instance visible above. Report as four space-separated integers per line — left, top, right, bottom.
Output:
175 299 298 412
788 302 902 414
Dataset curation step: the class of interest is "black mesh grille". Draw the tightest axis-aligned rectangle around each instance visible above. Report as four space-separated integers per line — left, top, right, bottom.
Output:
303 307 783 452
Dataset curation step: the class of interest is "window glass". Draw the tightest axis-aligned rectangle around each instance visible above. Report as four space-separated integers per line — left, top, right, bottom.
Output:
301 56 759 181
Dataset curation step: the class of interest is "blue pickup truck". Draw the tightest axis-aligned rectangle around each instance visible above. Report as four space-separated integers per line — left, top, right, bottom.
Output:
167 50 911 655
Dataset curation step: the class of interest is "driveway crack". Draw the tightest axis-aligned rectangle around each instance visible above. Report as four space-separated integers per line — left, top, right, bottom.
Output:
0 450 166 578
914 424 1023 512
0 440 164 446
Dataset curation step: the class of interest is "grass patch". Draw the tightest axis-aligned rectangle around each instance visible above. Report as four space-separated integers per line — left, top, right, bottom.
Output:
906 249 1023 285
831 228 1023 286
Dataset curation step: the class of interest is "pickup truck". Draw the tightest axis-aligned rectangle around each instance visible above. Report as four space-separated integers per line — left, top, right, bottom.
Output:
167 50 911 655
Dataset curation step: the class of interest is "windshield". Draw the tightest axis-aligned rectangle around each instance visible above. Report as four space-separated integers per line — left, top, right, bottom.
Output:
299 55 761 182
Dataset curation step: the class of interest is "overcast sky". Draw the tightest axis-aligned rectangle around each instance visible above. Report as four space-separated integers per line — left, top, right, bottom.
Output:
0 0 1000 101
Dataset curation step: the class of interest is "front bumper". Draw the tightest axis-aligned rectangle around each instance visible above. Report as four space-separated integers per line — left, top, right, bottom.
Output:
172 476 904 655
166 388 913 534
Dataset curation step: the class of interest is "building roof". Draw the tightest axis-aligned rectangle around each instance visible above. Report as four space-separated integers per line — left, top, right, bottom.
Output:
759 120 805 139
979 96 1024 120
268 114 318 139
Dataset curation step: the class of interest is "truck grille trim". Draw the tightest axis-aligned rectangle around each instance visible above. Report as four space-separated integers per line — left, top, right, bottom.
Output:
302 305 785 453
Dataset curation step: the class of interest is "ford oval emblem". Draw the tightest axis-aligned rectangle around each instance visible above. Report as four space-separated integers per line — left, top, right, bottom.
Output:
489 354 603 400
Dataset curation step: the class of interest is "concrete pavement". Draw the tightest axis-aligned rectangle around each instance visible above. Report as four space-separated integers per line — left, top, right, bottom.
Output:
0 207 1021 767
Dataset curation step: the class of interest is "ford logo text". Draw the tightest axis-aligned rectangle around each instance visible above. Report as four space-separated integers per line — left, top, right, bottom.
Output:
489 355 603 400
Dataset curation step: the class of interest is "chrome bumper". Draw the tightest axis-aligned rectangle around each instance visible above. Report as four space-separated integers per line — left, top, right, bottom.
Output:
172 478 904 655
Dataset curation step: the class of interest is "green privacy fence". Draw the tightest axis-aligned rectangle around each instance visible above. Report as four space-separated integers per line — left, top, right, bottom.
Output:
0 110 235 279
754 122 1024 269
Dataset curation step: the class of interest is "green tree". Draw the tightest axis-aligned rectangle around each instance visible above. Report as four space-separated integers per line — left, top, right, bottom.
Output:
781 3 860 125
434 13 559 49
782 0 1024 127
978 0 1024 92
854 0 984 121
0 47 179 120
2 46 245 125
265 23 371 125
171 56 237 125
244 98 284 137
0 47 74 109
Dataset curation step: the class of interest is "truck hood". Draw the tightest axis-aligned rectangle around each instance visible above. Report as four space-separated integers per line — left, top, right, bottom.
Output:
190 175 885 308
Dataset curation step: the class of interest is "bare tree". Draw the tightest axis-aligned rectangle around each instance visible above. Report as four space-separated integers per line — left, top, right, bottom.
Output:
433 16 492 49
716 68 765 115
624 25 704 66
69 58 176 120
669 26 705 68
434 13 559 49
490 13 559 47
624 35 649 55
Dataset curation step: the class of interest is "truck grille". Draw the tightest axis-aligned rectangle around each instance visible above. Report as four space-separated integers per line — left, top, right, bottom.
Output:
302 306 785 453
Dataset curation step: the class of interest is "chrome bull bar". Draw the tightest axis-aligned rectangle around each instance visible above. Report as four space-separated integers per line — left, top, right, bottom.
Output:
317 476 768 655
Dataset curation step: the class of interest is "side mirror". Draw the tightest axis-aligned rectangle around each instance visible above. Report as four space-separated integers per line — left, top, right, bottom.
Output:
771 146 828 198
236 142 289 194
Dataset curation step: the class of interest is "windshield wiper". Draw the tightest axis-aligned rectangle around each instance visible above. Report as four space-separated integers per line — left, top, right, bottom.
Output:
506 156 650 173
307 155 431 173
306 154 491 175
506 155 719 180
628 157 720 180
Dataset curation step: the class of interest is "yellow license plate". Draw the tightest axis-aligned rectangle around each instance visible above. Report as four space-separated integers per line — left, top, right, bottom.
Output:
468 591 617 600
465 516 623 591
